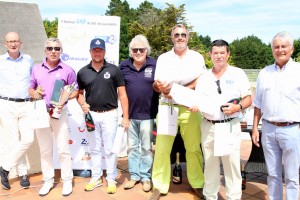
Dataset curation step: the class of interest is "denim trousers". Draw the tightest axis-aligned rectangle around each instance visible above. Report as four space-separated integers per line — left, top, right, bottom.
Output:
127 119 154 182
261 122 300 200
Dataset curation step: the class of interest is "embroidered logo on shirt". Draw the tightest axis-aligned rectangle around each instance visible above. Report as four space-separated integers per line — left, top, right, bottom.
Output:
144 68 153 78
104 72 111 79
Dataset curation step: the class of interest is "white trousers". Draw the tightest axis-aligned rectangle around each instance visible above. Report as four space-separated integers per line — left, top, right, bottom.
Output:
0 100 34 176
201 118 242 200
35 109 73 183
88 109 118 182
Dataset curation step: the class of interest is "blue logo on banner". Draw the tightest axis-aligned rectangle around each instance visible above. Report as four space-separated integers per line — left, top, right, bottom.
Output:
61 53 88 62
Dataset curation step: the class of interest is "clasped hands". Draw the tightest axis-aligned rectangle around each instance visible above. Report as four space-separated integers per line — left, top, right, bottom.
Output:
155 80 172 99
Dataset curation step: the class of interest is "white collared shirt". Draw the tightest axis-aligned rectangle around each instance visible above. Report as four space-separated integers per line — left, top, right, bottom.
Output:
254 59 300 122
0 52 33 98
196 65 251 120
154 47 206 104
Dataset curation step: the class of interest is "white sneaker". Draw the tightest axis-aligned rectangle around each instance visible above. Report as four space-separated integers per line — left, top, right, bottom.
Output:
39 181 54 196
62 181 72 196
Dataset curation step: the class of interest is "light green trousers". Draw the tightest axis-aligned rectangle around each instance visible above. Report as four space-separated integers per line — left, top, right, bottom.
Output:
152 105 204 194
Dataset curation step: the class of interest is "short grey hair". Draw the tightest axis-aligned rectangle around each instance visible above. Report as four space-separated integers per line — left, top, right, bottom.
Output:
171 24 189 37
129 34 151 56
271 31 294 48
44 38 63 50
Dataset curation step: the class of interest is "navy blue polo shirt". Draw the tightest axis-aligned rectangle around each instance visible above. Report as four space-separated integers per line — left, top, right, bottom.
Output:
120 57 159 120
77 60 125 111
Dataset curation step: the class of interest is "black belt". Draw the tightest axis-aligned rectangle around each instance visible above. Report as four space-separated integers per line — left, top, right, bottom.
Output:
263 119 300 127
91 108 116 113
205 117 235 124
0 96 31 102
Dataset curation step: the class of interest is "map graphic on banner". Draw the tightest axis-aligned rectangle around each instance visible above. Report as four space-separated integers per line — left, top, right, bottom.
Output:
53 14 121 170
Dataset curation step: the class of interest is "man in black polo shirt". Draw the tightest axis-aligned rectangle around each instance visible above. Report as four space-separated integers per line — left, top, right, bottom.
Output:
76 38 129 194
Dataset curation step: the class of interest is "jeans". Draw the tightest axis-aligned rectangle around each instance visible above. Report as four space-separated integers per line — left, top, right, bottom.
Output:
127 119 153 181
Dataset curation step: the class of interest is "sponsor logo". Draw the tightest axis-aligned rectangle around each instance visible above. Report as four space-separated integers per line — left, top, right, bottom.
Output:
61 53 88 62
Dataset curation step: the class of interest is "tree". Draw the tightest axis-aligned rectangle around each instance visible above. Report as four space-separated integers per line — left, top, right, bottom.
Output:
43 18 58 38
230 35 273 69
106 0 136 61
292 38 300 62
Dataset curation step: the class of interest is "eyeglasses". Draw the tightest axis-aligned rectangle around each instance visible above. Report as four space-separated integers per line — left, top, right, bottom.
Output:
173 33 187 38
46 47 61 51
6 40 20 45
215 80 222 94
131 48 146 53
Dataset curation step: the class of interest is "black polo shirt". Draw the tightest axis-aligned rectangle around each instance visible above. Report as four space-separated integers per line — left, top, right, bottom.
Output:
77 60 125 111
120 57 159 119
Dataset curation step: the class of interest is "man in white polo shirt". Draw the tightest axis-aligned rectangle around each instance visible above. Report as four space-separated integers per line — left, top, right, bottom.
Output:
150 24 207 200
192 39 252 200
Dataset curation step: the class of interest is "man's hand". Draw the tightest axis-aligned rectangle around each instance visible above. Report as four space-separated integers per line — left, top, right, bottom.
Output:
188 105 200 112
252 129 260 147
81 102 90 114
34 85 44 99
121 118 130 131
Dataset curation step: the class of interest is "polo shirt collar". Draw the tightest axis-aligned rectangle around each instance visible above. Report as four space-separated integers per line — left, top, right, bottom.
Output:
42 58 63 70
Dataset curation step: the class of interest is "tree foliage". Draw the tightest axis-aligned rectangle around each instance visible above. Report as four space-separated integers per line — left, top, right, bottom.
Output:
43 18 58 38
42 1 300 67
230 35 273 69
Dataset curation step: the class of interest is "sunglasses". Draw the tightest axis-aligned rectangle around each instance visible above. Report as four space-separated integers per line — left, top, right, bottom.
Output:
215 80 222 94
173 33 187 38
46 47 61 51
131 48 146 53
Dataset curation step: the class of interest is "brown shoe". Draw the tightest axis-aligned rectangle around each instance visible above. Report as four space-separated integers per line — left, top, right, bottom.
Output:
193 188 204 199
142 180 152 192
149 189 162 200
124 179 138 190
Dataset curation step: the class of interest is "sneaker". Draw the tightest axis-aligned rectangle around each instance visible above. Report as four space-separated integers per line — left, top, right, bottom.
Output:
107 181 117 194
149 189 162 200
193 188 204 199
20 175 30 188
62 181 72 196
84 179 102 191
124 179 138 190
0 167 10 190
142 180 152 192
39 181 54 196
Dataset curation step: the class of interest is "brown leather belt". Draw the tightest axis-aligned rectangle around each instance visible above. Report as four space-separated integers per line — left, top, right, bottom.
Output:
264 119 300 127
91 108 116 113
204 117 235 124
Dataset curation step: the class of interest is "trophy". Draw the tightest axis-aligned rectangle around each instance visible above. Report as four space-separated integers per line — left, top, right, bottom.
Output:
50 81 76 119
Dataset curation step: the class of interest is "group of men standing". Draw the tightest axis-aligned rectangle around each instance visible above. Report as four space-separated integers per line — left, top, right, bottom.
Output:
0 24 299 200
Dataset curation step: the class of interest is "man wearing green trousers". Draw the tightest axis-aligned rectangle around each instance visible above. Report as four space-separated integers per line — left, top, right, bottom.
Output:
149 24 207 200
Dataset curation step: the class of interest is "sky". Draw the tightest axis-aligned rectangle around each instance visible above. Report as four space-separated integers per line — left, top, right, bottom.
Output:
3 0 300 44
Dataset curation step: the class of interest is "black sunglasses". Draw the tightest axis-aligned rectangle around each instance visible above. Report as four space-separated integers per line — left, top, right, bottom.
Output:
173 33 187 38
46 47 61 51
215 80 222 94
131 48 146 53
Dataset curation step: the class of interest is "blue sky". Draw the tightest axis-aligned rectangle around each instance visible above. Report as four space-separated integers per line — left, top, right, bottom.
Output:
4 0 300 44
